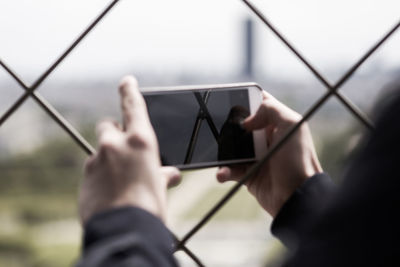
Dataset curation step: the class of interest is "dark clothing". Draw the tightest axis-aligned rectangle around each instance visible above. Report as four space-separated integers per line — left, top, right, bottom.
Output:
79 91 400 266
77 207 178 267
276 89 400 266
271 173 336 251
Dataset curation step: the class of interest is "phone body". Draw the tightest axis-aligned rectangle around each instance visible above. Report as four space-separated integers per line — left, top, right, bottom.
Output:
141 83 267 170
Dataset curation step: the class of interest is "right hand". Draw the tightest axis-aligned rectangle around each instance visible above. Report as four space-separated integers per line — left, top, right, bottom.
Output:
216 91 322 217
79 76 181 225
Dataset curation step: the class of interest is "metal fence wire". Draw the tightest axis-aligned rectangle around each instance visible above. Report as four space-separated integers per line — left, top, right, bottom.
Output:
1 0 399 266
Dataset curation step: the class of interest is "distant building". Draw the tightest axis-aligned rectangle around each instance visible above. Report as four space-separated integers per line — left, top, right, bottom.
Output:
243 18 255 78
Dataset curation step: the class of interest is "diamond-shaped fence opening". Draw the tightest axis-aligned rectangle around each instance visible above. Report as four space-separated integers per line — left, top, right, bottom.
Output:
0 0 399 266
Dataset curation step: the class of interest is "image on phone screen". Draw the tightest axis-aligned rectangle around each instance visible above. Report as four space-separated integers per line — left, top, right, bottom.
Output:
143 88 255 169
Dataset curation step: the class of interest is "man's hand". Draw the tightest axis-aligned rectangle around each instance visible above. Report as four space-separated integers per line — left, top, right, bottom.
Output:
79 76 181 225
217 91 322 217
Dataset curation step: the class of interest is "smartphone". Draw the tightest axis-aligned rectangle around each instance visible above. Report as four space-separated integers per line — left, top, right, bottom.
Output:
142 83 267 170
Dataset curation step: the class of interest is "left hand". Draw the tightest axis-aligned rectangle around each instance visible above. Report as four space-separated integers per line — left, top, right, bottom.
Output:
78 76 181 225
216 91 322 217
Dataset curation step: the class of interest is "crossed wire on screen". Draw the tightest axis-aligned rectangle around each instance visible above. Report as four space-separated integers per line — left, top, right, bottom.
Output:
0 0 399 266
184 91 220 165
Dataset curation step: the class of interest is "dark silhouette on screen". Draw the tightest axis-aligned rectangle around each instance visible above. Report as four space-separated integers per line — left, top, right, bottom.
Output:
218 105 254 161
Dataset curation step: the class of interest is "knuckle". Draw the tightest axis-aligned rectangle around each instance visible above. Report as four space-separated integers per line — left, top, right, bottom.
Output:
98 138 118 155
127 132 152 149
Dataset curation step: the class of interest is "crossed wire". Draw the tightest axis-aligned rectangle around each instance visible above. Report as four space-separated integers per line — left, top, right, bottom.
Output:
174 0 400 254
184 91 220 165
0 0 399 266
0 0 202 265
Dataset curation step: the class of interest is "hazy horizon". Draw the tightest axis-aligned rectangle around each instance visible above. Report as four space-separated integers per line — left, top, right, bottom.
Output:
1 0 399 85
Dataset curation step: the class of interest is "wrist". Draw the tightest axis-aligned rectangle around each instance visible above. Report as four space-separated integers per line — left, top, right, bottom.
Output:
270 171 319 217
80 188 167 225
111 187 167 222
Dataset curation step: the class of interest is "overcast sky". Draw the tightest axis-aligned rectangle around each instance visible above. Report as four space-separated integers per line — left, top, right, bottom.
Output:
0 0 399 83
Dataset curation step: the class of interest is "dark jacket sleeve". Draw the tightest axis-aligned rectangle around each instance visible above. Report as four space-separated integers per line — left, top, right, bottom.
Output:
76 207 179 267
271 173 336 249
276 88 400 267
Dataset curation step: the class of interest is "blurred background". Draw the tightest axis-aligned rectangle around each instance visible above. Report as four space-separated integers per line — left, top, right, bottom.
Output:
0 0 399 266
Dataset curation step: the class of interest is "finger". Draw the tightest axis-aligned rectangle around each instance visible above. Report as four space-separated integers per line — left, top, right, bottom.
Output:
242 99 278 131
216 165 248 183
97 118 122 131
96 120 124 151
119 75 150 132
262 90 274 100
216 167 231 183
161 166 182 188
243 94 302 131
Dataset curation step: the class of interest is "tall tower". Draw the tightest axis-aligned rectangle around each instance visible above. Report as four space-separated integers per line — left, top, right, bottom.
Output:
243 18 255 78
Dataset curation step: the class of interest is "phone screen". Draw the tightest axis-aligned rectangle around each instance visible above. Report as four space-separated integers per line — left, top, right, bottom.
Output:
143 88 255 168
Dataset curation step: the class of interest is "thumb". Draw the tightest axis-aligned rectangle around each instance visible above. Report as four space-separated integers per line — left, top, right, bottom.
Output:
242 98 280 131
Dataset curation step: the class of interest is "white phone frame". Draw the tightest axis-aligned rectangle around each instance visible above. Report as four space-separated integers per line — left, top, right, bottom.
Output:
141 82 267 169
